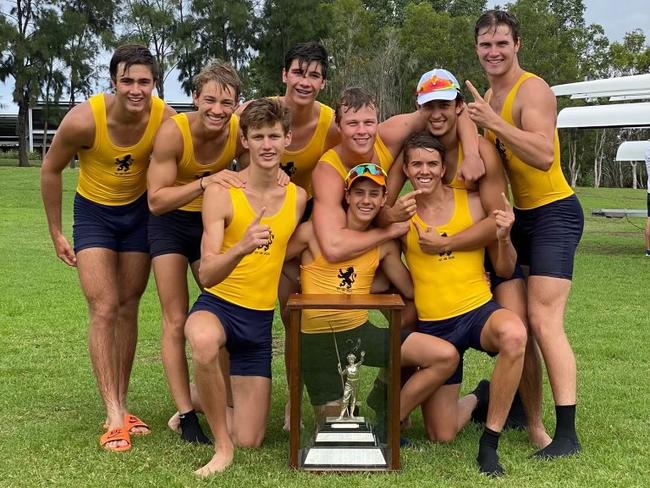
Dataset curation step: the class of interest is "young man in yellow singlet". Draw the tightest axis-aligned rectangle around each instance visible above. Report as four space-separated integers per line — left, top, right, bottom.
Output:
393 68 550 449
41 45 175 452
286 163 458 426
237 42 339 207
402 131 527 476
467 10 584 458
147 61 247 444
184 98 307 477
236 43 340 429
277 42 340 201
312 86 484 264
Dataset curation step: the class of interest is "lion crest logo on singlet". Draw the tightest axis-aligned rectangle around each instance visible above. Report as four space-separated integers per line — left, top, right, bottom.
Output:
115 154 133 172
438 232 453 260
280 161 297 177
338 266 357 290
256 229 274 253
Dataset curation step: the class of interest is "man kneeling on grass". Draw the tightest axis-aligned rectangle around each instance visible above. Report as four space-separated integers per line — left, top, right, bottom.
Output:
402 132 527 476
184 98 307 476
285 163 458 436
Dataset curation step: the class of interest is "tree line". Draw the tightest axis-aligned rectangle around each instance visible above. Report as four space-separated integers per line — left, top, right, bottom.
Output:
1 0 649 188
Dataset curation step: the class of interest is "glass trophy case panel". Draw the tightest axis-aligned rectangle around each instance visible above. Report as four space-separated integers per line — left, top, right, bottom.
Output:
297 311 391 471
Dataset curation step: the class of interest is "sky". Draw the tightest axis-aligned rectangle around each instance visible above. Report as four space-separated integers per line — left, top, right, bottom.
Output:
489 0 650 42
1 0 649 111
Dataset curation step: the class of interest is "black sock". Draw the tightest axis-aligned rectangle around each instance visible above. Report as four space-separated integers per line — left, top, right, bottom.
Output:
554 404 577 438
533 405 581 459
477 427 504 476
470 379 490 424
178 410 211 445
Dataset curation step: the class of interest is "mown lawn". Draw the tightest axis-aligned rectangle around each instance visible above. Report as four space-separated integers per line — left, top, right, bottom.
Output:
0 167 648 487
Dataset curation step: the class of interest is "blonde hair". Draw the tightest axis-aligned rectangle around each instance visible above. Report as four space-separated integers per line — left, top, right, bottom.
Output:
192 60 241 100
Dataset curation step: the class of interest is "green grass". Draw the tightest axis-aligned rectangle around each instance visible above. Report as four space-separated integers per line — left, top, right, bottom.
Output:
1 166 649 487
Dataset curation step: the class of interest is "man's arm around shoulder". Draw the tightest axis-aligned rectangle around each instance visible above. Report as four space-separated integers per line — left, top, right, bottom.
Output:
311 162 408 262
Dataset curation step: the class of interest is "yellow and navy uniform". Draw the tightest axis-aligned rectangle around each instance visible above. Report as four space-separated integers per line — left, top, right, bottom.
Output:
205 184 298 311
77 93 165 205
300 247 380 333
405 188 492 320
172 112 239 212
281 103 334 196
320 135 394 180
485 72 573 210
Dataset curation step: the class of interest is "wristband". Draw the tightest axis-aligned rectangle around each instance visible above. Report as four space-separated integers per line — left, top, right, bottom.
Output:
199 177 205 192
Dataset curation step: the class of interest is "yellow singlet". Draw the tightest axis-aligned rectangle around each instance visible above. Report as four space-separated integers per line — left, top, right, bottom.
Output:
300 247 380 333
281 103 334 197
319 135 394 180
206 184 298 310
447 143 468 190
172 113 239 212
485 72 573 210
405 188 492 321
77 94 165 205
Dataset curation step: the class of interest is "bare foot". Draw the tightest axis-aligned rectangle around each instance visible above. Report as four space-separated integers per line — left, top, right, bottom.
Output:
528 427 552 449
168 412 181 433
195 449 234 477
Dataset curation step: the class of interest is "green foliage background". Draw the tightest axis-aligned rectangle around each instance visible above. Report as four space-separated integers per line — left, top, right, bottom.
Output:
1 0 650 182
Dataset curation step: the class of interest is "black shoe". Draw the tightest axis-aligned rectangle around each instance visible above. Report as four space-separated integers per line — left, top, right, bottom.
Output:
504 391 528 430
470 379 490 425
533 435 581 459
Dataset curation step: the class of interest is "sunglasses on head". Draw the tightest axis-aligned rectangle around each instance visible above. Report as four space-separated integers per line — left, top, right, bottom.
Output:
345 163 387 181
416 76 458 95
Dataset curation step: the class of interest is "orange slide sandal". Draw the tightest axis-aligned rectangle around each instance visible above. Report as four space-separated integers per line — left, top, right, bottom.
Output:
125 414 151 435
100 428 131 452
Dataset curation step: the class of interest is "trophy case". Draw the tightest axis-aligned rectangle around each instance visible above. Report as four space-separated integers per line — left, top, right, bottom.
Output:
287 294 404 472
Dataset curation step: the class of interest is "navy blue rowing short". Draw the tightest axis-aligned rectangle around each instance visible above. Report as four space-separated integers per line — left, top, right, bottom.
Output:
417 299 502 385
189 292 273 378
484 255 525 290
647 192 650 217
149 209 203 263
73 192 149 253
511 194 584 280
300 197 314 223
